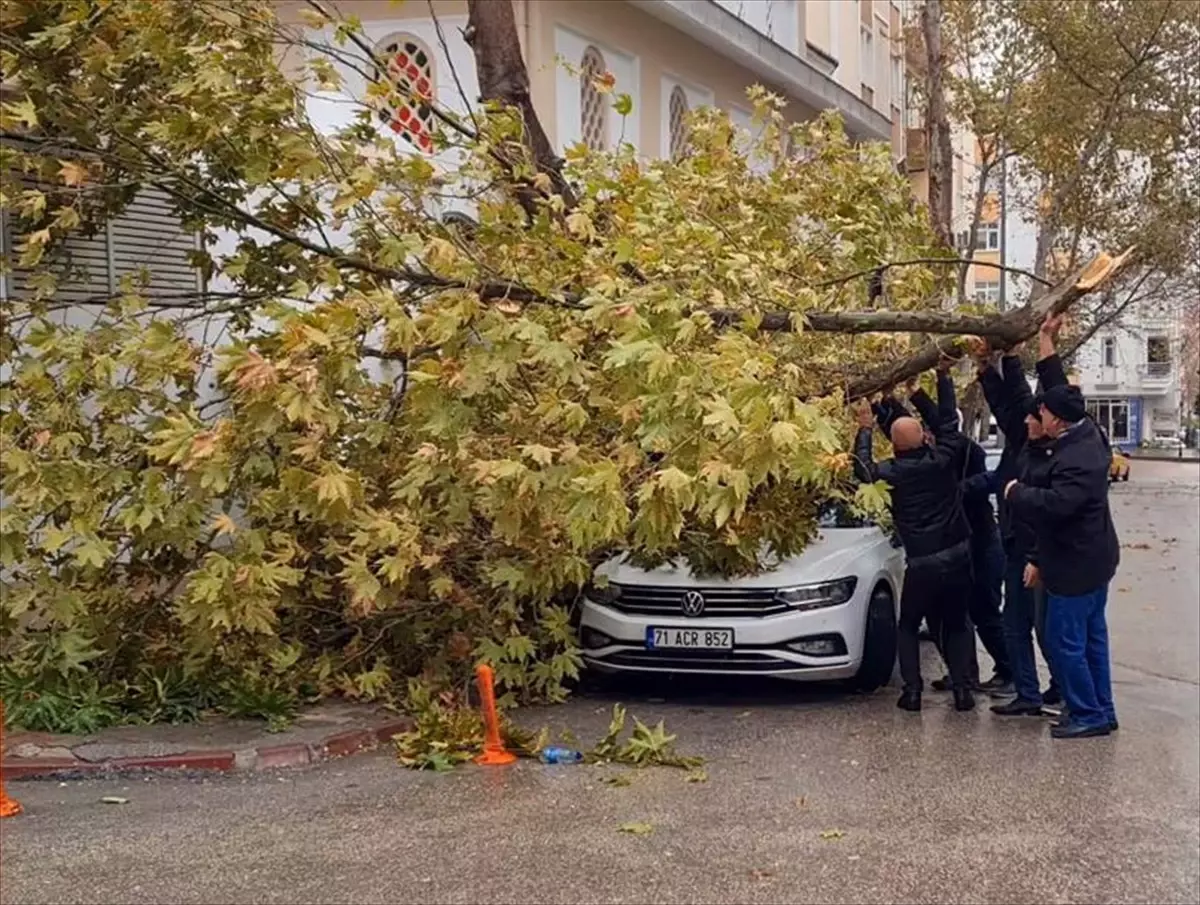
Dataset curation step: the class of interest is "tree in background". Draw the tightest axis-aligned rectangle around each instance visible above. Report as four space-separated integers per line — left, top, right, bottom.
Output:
0 0 1137 728
940 0 1199 339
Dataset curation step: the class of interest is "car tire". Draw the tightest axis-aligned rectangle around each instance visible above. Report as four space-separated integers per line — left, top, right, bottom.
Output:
848 585 897 693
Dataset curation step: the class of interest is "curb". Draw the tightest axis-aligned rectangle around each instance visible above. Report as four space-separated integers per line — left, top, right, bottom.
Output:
2 719 412 781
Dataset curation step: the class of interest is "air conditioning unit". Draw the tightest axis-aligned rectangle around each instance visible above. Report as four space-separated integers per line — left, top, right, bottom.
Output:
905 129 927 172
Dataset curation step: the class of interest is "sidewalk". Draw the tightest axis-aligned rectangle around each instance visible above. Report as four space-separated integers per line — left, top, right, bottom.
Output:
2 701 411 780
1126 448 1200 462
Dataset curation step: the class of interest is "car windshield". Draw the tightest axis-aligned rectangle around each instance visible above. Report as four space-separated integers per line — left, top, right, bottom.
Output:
817 500 874 529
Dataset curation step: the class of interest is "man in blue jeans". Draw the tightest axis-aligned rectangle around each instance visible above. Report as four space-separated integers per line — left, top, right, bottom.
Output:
1004 378 1121 739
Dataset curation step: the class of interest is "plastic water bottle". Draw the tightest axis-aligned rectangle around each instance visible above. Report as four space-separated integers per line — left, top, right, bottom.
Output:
539 746 584 764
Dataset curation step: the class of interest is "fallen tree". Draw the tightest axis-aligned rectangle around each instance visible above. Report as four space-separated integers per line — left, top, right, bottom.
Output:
0 0 1139 726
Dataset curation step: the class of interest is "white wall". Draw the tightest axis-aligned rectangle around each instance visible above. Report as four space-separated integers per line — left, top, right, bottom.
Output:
553 26 641 154
713 0 801 54
659 75 715 159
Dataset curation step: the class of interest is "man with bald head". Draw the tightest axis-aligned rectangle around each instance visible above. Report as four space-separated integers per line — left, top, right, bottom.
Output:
852 385 976 712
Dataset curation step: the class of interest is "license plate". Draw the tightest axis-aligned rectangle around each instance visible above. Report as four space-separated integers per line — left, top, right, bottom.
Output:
646 627 734 650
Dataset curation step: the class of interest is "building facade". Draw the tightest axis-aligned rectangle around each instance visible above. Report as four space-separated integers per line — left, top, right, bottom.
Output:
281 0 908 163
1072 302 1187 449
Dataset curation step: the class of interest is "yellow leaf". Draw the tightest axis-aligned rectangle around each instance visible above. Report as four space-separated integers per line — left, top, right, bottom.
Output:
59 160 88 187
618 822 654 836
312 471 353 506
212 514 238 536
819 829 845 840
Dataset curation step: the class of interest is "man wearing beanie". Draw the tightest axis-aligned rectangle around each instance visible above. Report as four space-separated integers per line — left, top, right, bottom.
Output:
1004 337 1121 739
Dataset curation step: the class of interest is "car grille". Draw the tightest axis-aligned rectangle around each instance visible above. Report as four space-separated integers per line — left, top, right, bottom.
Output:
595 649 804 672
608 586 787 617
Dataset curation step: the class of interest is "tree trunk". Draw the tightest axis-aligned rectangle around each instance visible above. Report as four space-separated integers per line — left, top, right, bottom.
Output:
922 0 954 250
464 0 576 207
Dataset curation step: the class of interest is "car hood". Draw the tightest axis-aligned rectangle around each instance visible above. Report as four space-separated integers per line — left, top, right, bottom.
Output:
595 528 883 590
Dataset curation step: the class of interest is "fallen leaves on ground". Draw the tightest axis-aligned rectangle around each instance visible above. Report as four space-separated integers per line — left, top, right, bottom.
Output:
618 821 654 836
685 769 708 783
100 796 129 805
819 829 845 840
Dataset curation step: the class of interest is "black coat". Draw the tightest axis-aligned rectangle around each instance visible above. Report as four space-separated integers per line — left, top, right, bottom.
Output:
976 353 1069 560
909 373 997 546
853 419 971 568
1007 417 1121 596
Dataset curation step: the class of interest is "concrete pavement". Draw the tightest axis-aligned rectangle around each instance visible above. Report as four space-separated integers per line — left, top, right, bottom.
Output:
1 462 1197 905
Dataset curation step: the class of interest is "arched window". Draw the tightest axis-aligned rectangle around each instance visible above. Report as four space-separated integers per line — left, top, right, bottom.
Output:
667 86 690 161
373 34 436 153
579 45 608 151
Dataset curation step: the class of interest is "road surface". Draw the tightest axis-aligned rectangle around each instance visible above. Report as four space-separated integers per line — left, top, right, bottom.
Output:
2 462 1197 905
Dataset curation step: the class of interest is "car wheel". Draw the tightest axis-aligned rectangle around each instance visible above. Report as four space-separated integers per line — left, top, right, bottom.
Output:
848 585 897 693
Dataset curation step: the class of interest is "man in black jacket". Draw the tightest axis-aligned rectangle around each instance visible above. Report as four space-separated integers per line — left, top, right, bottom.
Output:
971 315 1068 715
1004 378 1121 739
908 368 1013 694
851 388 976 713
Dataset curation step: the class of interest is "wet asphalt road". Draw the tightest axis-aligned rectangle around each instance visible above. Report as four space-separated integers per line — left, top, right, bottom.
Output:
2 462 1197 905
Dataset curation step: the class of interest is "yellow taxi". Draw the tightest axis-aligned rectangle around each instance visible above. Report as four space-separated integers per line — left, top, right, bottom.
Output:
1110 450 1131 482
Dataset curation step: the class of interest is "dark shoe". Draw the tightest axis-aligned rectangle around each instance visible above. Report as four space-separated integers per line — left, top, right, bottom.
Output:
979 674 1013 694
953 688 976 712
990 698 1044 716
1042 686 1063 707
896 690 922 712
933 676 984 692
1051 722 1111 739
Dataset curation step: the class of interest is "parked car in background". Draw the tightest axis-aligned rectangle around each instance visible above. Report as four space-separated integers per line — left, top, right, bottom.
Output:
1110 450 1131 482
578 502 904 692
1147 436 1185 450
983 446 1002 474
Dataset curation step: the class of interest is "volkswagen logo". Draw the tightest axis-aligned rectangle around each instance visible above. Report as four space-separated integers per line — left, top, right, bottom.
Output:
680 590 706 617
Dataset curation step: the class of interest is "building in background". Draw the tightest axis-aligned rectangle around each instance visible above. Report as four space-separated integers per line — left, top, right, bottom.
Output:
1071 302 1188 449
284 0 908 162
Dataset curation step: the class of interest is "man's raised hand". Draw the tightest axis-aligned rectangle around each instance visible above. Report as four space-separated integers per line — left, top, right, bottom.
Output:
853 397 875 429
1041 312 1066 339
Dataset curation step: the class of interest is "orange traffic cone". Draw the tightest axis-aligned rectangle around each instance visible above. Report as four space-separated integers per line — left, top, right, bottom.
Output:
1 703 22 819
473 664 516 766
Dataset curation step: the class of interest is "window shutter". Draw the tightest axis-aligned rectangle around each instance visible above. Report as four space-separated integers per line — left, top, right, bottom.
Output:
2 186 199 303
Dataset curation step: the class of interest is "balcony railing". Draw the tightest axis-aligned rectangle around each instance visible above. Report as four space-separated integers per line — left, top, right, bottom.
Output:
1139 361 1174 381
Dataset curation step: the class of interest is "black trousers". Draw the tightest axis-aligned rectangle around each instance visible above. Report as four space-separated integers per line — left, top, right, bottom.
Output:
968 535 1012 681
899 557 974 692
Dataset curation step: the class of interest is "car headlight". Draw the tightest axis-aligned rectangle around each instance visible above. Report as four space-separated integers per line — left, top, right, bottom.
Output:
774 577 858 611
585 580 623 607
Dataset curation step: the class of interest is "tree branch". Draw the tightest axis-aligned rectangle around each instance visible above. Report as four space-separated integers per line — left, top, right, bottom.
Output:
836 247 1140 400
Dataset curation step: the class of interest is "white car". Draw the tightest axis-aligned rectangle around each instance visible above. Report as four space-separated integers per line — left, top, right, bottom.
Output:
579 503 905 691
